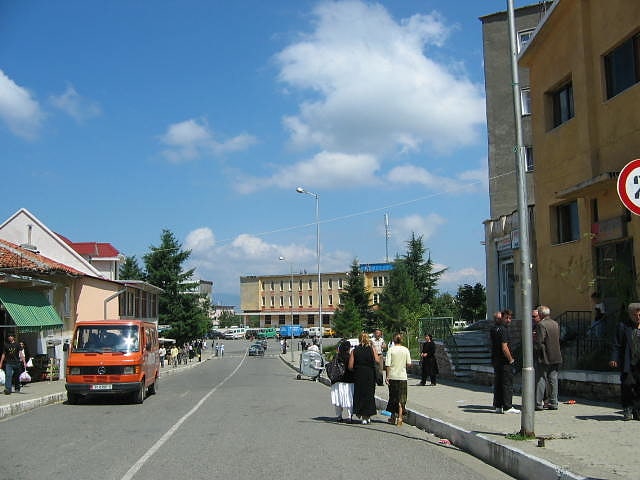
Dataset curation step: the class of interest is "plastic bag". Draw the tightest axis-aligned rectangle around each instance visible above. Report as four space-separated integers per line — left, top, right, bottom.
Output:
19 370 31 383
26 358 34 368
0 369 4 385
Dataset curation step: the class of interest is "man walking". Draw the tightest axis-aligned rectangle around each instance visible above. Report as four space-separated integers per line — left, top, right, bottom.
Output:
490 310 519 414
0 334 22 394
609 302 640 420
534 305 562 410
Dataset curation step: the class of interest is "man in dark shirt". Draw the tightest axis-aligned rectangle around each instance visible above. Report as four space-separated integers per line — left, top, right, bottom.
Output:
490 310 519 414
1 334 21 394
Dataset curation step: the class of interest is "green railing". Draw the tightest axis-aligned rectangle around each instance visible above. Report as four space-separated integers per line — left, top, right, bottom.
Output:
419 317 457 354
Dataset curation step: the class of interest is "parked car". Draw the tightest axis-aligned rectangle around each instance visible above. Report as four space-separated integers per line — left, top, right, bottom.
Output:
463 319 493 331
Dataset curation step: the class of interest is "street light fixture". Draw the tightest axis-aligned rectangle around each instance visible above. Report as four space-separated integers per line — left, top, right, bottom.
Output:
296 186 322 353
279 256 295 363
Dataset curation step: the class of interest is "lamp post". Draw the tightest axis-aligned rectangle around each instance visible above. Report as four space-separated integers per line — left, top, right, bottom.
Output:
279 256 295 363
296 186 322 353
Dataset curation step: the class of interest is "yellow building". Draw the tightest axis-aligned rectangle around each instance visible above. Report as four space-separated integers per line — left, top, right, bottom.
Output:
239 263 392 328
520 0 640 315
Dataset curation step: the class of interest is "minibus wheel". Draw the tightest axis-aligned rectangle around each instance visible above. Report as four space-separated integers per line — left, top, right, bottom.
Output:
148 376 158 395
133 381 145 404
67 392 79 405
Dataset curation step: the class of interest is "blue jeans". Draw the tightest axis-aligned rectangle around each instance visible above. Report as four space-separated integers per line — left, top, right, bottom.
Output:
4 362 20 393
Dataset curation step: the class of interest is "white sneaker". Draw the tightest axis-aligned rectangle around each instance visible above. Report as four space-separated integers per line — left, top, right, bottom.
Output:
504 407 520 414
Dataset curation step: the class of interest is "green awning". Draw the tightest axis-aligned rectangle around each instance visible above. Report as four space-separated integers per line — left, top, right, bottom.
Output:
0 287 64 332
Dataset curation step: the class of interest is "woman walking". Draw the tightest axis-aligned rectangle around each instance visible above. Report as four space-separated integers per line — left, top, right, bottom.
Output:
385 333 412 426
419 334 439 386
348 332 379 424
330 339 355 423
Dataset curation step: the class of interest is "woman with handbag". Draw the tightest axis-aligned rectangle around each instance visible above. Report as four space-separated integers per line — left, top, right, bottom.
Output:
348 332 380 424
330 339 355 423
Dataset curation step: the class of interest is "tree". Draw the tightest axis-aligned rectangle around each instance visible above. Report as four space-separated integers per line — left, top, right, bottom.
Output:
119 255 145 280
218 310 242 329
376 259 421 333
404 233 445 305
455 283 487 322
333 259 373 335
332 299 363 338
432 292 459 318
143 230 209 343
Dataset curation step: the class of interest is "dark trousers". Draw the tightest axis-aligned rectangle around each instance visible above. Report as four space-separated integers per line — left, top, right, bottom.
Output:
420 359 437 385
493 362 514 410
621 367 640 409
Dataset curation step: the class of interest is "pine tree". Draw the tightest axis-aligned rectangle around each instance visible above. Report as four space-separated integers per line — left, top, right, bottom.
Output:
332 299 363 338
376 259 421 333
332 259 371 335
143 230 209 343
119 255 145 280
404 233 445 305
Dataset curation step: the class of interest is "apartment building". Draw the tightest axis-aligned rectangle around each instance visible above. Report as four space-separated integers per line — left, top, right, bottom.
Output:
239 263 392 327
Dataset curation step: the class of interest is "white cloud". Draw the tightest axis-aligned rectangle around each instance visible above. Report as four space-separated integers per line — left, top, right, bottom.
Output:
390 213 446 249
159 118 256 163
185 227 216 253
235 150 380 193
0 69 44 139
439 266 484 290
49 85 101 122
386 163 488 193
275 1 485 155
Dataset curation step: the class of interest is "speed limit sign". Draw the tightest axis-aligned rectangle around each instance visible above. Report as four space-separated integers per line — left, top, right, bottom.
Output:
617 159 640 216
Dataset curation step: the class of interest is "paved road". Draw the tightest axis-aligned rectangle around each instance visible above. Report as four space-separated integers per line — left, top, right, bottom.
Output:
0 339 512 480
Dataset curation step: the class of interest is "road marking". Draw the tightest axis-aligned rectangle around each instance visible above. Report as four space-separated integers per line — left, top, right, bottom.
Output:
120 353 246 480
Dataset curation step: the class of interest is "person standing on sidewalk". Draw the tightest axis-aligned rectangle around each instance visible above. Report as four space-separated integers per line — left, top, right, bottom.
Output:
348 332 379 424
534 305 562 411
419 334 439 386
1 334 22 394
384 333 412 425
159 345 166 368
490 310 519 414
371 329 386 387
609 302 640 421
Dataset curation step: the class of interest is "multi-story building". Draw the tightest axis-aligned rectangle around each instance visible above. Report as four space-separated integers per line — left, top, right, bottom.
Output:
480 2 551 318
520 0 640 315
240 263 392 328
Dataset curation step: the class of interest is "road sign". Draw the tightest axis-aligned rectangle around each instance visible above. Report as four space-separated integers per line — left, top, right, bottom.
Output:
617 159 640 215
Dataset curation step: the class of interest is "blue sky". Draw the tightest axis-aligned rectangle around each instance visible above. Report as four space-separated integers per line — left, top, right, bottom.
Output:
1 0 527 304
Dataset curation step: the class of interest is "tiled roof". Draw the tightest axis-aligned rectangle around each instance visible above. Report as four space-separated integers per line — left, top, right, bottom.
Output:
0 238 83 276
55 233 120 258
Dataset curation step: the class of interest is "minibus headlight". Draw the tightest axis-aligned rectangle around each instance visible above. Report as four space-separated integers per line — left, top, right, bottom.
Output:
69 367 80 375
123 365 140 375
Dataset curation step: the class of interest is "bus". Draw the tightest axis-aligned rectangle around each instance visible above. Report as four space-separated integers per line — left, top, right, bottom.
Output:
258 327 277 339
224 327 247 339
65 319 159 404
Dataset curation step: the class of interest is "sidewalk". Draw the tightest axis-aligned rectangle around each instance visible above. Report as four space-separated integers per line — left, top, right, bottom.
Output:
0 349 215 420
283 350 637 480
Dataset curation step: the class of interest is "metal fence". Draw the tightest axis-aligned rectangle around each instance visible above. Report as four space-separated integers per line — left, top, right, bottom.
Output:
556 310 612 370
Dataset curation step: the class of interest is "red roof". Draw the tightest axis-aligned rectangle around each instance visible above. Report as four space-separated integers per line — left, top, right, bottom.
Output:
0 238 83 275
55 233 119 258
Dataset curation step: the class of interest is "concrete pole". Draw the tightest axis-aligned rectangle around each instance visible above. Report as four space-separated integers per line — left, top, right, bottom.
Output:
507 0 535 437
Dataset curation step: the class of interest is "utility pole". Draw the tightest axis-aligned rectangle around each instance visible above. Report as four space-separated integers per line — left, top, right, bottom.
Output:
507 0 535 437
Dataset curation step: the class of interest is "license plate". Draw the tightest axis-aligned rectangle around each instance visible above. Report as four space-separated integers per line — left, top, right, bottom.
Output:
90 384 112 390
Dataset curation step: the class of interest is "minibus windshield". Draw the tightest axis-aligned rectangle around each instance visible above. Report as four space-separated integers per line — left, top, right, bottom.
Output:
73 325 140 353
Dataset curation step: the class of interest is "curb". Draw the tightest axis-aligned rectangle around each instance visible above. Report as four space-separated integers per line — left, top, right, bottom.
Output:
281 354 585 480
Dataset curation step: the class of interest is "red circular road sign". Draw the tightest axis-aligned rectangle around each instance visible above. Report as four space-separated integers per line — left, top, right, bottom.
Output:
618 159 640 216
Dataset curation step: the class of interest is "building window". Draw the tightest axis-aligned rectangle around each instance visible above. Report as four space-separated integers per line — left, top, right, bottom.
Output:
270 296 275 307
373 293 380 304
328 278 333 289
298 296 303 307
262 280 266 291
525 146 534 172
605 32 640 99
308 295 313 306
63 286 71 316
338 278 344 289
518 29 534 52
279 280 284 291
555 201 579 244
338 294 342 305
328 294 333 305
550 81 574 128
270 281 274 291
298 280 303 291
261 296 265 307
308 279 312 290
521 88 531 115
265 315 271 326
279 296 284 307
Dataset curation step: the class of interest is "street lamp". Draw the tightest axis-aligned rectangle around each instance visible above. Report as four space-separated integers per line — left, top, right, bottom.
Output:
296 186 322 353
279 256 295 363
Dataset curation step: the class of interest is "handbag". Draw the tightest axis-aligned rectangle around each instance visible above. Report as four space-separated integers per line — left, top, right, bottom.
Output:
19 370 31 383
326 358 346 384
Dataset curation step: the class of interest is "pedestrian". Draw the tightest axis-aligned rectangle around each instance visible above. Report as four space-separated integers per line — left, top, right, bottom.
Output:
489 310 519 414
159 345 166 367
609 302 640 420
419 334 439 386
331 339 355 423
220 343 224 357
534 305 562 411
384 333 412 426
0 334 22 394
282 339 287 355
348 332 379 424
371 329 386 386
170 344 179 367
